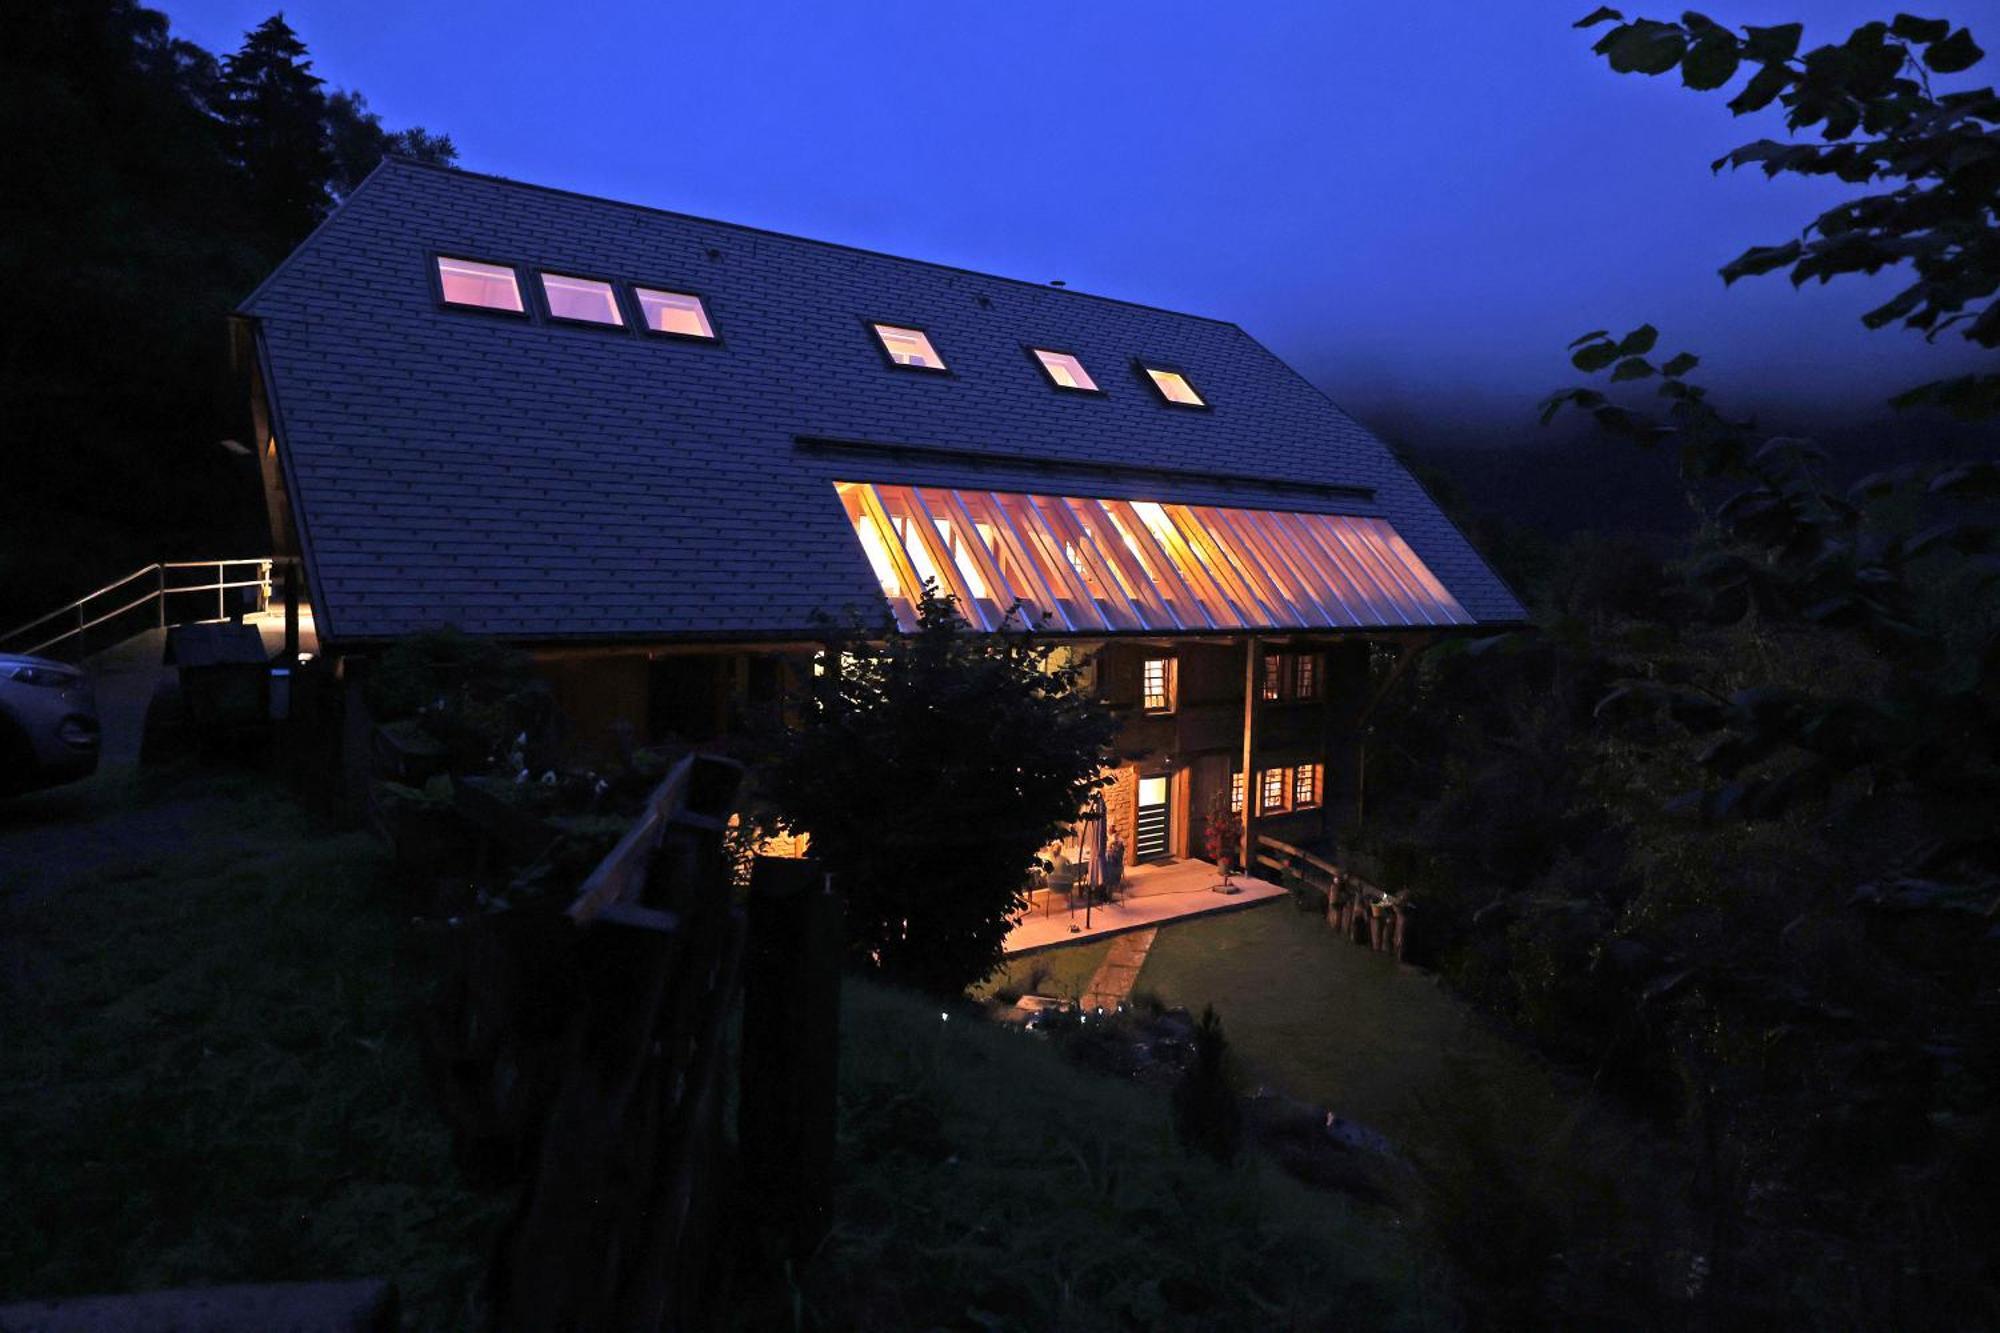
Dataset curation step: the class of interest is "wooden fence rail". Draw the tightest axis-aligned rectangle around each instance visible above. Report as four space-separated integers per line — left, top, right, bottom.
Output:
1255 834 1412 960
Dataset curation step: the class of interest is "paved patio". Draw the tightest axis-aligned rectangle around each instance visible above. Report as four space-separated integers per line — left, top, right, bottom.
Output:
1005 858 1285 954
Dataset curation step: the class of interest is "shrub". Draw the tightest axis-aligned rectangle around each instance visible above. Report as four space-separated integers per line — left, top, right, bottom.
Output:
1172 1005 1243 1165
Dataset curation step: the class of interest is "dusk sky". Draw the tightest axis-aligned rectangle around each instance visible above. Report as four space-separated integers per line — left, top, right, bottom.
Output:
175 0 1991 439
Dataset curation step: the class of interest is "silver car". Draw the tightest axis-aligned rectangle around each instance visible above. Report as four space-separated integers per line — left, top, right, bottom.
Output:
0 653 100 796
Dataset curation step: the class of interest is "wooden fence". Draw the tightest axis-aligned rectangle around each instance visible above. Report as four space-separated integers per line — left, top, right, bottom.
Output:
1255 834 1411 960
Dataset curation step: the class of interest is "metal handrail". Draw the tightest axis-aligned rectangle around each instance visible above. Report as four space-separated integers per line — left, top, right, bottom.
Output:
0 557 278 660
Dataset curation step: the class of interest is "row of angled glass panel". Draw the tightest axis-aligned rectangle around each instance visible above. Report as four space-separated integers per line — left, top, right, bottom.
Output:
834 482 1471 634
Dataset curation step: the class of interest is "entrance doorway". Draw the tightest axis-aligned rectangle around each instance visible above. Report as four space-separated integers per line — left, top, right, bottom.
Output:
1134 774 1170 862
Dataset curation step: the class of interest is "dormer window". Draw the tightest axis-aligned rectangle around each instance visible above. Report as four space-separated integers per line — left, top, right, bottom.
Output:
1032 348 1099 392
436 256 523 312
1143 365 1206 407
636 287 716 340
539 272 623 326
872 323 947 371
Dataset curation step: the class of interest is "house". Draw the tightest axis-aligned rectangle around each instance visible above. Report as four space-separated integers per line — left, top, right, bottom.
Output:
232 158 1523 869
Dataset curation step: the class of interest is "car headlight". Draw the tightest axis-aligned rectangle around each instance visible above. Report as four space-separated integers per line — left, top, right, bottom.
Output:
1 663 80 689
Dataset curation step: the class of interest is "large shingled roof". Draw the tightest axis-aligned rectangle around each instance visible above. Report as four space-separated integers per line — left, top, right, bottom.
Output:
239 158 1523 644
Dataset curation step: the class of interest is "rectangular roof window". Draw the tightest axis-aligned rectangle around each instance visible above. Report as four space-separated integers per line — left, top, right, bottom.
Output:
436 256 523 312
540 272 623 326
1032 349 1099 392
834 482 1471 634
1143 366 1205 407
636 287 716 339
872 323 946 370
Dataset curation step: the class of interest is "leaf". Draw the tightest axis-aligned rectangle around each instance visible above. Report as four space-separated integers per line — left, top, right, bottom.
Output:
1568 328 1611 348
1595 20 1689 75
1742 22 1802 62
1727 62 1792 114
1572 341 1623 373
1611 356 1657 381
1889 15 1951 45
1683 35 1741 89
1538 386 1607 424
1720 239 1803 284
1661 351 1700 376
1616 323 1659 355
1574 6 1623 27
1924 28 1984 73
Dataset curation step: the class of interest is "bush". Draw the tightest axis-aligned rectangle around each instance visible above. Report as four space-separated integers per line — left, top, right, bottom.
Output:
760 590 1116 995
1172 1005 1243 1165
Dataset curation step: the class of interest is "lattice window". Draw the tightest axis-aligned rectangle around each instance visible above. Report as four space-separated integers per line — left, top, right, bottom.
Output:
1293 763 1320 809
1294 653 1319 700
1141 657 1175 713
1259 767 1288 814
1262 653 1284 701
1230 771 1245 814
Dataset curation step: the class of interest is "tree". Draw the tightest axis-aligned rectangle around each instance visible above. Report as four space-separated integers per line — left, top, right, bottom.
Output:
326 89 456 202
218 14 331 243
1574 8 1999 416
761 590 1116 996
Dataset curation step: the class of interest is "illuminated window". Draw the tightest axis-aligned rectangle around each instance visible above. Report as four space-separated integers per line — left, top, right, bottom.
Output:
436 256 523 312
1230 771 1245 814
1293 763 1321 809
872 323 946 370
636 287 715 339
1295 653 1319 699
1141 657 1175 713
539 272 623 326
1262 653 1283 702
1259 767 1288 814
1032 348 1099 392
1143 365 1205 407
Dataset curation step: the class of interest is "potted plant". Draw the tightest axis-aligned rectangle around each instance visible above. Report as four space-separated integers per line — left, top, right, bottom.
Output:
1203 791 1243 894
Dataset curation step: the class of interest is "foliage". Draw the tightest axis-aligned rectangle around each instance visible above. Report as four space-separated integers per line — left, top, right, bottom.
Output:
1202 788 1243 873
0 2 454 629
364 627 550 774
761 588 1117 995
1172 1004 1245 1165
1575 8 1999 416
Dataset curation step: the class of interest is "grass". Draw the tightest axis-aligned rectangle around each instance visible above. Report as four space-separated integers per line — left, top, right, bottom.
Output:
0 766 507 1329
1134 901 1570 1147
969 936 1112 1004
792 974 1450 1331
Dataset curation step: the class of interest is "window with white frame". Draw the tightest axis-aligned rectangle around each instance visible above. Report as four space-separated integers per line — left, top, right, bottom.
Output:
1142 365 1205 406
635 286 715 339
1141 657 1176 713
539 272 623 326
1031 348 1099 392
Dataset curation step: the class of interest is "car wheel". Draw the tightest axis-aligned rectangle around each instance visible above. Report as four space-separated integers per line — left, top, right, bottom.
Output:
0 713 36 798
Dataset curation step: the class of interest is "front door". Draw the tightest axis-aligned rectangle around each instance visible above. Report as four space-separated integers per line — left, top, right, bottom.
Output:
1135 775 1171 862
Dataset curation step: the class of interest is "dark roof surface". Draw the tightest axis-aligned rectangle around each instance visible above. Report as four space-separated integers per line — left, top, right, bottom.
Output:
241 158 1523 643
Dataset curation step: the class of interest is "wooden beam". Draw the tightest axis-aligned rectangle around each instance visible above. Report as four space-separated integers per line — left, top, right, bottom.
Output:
1239 633 1260 871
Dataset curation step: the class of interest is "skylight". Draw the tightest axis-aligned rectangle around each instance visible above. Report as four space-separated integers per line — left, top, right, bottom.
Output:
1143 366 1205 407
1032 349 1099 392
636 287 716 339
436 256 523 312
540 272 623 326
872 323 946 371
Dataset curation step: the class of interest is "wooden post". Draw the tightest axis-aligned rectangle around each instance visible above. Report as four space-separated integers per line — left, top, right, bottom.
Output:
1239 634 1260 872
740 856 844 1258
283 560 300 661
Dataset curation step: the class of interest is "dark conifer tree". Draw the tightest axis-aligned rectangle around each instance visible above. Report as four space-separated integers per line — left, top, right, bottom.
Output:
218 13 332 245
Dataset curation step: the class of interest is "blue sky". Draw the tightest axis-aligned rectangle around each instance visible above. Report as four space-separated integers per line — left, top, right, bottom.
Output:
173 0 1990 437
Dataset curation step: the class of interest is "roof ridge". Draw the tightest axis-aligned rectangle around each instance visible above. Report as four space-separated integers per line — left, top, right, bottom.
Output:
374 155 1245 330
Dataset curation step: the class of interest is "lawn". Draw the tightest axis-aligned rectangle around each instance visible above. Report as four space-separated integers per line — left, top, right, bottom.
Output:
969 935 1111 1003
803 974 1450 1330
1135 900 1571 1147
0 766 508 1329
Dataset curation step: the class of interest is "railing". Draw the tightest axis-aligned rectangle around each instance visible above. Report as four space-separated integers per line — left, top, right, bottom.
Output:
0 558 276 661
1256 833 1410 958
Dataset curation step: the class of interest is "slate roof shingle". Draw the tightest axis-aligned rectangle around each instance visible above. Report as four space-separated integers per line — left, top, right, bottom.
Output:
240 158 1525 644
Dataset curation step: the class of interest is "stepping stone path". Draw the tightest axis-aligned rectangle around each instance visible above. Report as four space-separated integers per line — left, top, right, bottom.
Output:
1080 928 1158 1011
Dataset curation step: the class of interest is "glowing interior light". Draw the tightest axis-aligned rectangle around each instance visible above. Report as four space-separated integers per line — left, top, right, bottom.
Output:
873 323 946 369
853 511 902 596
1032 349 1098 391
540 272 623 325
1144 367 1205 406
436 256 523 311
636 287 715 338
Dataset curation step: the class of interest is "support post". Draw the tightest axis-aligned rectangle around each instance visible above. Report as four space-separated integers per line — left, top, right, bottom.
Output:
1239 634 1261 871
283 560 300 661
739 856 843 1260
